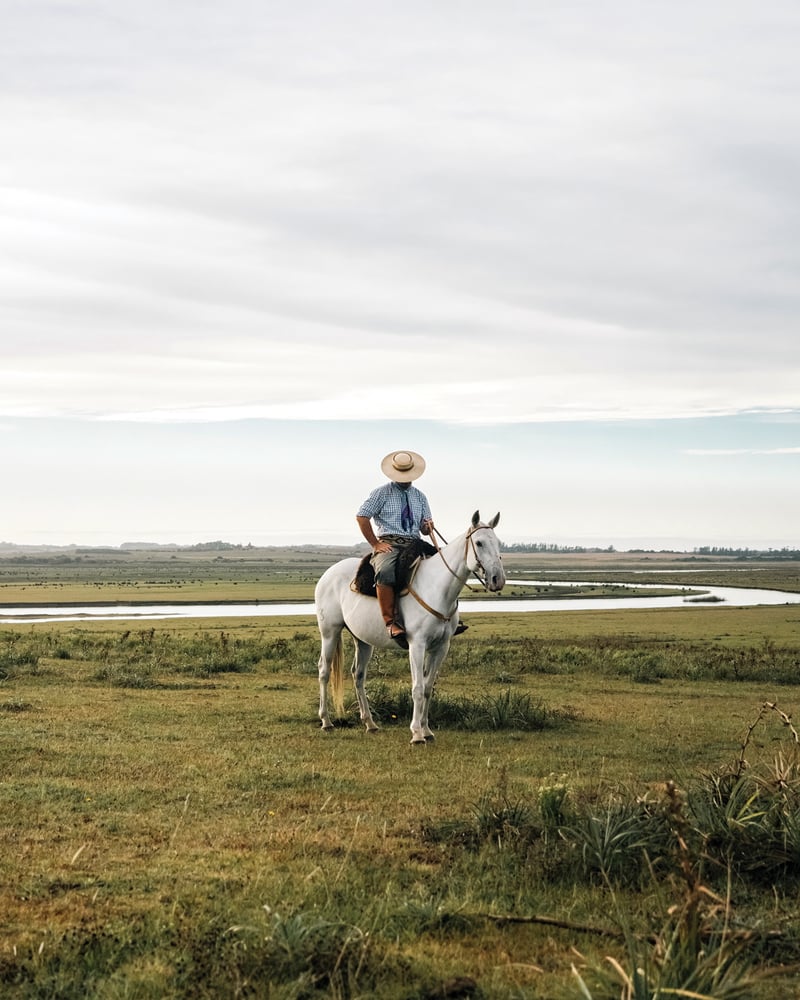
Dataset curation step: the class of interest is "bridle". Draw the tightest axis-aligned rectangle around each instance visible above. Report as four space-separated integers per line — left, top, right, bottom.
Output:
435 523 496 592
406 523 497 623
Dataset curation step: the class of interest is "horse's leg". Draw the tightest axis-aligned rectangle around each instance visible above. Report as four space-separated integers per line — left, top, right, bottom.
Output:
317 629 342 731
419 641 450 742
352 639 379 732
408 642 429 745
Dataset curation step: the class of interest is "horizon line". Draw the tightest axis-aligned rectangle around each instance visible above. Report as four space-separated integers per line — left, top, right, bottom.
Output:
1 539 799 555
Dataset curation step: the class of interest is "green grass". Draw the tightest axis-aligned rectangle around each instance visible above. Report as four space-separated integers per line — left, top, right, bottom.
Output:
1 547 799 997
0 546 353 605
1 546 798 606
2 609 800 998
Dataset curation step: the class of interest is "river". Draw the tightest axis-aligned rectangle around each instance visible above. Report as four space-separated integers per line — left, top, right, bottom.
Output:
1 580 799 623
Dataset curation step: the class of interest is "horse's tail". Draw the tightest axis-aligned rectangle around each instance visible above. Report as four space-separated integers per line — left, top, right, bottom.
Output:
329 633 346 717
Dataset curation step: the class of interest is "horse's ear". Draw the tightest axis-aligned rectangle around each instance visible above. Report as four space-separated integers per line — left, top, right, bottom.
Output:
471 510 480 527
489 512 500 528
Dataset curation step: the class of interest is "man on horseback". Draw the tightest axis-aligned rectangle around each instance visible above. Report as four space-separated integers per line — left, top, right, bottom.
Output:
356 450 434 649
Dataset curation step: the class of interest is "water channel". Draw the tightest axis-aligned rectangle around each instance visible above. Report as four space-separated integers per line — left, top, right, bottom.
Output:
1 580 799 623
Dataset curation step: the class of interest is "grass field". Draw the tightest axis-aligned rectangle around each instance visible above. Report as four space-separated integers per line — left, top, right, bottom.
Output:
2 550 800 997
1 546 798 606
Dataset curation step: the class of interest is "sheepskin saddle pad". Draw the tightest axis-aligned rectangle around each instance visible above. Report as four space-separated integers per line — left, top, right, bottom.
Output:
351 539 438 597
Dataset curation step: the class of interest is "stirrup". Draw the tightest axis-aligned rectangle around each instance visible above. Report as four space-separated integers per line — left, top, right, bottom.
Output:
386 621 409 649
454 621 468 636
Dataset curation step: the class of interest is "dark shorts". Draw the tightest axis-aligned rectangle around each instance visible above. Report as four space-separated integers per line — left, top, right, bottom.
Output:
370 535 418 587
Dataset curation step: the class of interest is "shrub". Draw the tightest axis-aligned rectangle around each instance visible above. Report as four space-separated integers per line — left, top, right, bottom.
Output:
561 798 673 886
365 682 567 732
689 760 800 882
537 775 572 831
471 792 536 846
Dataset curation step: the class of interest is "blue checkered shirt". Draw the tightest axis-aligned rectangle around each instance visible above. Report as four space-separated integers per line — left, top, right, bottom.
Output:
357 483 432 539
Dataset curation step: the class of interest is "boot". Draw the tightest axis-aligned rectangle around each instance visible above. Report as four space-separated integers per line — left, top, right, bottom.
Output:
376 584 408 649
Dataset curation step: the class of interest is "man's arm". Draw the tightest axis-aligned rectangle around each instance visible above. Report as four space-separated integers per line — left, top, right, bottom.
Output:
356 516 392 553
419 492 434 536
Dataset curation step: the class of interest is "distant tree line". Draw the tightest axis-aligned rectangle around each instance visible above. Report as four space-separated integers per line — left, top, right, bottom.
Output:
693 546 800 560
499 543 800 559
186 541 255 551
119 541 255 551
500 543 616 553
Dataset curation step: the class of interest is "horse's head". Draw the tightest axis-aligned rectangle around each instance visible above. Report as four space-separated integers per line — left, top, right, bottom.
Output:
467 511 505 592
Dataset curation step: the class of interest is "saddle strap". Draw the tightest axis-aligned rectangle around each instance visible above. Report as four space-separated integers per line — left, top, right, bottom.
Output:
406 583 454 623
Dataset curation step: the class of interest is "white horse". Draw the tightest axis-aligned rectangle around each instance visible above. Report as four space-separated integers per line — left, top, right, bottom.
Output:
315 511 505 744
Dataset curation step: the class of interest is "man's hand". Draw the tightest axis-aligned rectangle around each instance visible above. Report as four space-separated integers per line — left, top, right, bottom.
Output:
357 515 390 553
421 519 434 537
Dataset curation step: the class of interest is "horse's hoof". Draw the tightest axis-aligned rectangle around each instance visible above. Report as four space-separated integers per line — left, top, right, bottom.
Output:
365 725 380 734
410 737 427 746
424 734 436 742
320 724 335 732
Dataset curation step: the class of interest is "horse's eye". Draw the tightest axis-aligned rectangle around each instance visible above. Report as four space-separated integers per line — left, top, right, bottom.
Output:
476 540 483 547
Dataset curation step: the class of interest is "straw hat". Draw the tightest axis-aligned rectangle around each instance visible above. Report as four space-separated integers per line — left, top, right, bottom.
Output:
380 450 426 482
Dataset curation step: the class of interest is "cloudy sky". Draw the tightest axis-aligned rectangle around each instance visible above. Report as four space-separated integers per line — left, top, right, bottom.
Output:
2 1 798 549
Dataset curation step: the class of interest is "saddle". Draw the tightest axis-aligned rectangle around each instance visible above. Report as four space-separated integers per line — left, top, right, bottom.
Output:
351 539 438 597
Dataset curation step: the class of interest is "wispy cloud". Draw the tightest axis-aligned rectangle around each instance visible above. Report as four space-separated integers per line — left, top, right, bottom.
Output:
2 2 800 425
684 447 800 456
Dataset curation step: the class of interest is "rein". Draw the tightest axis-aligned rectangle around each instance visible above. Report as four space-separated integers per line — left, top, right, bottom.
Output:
406 523 494 623
429 524 492 592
